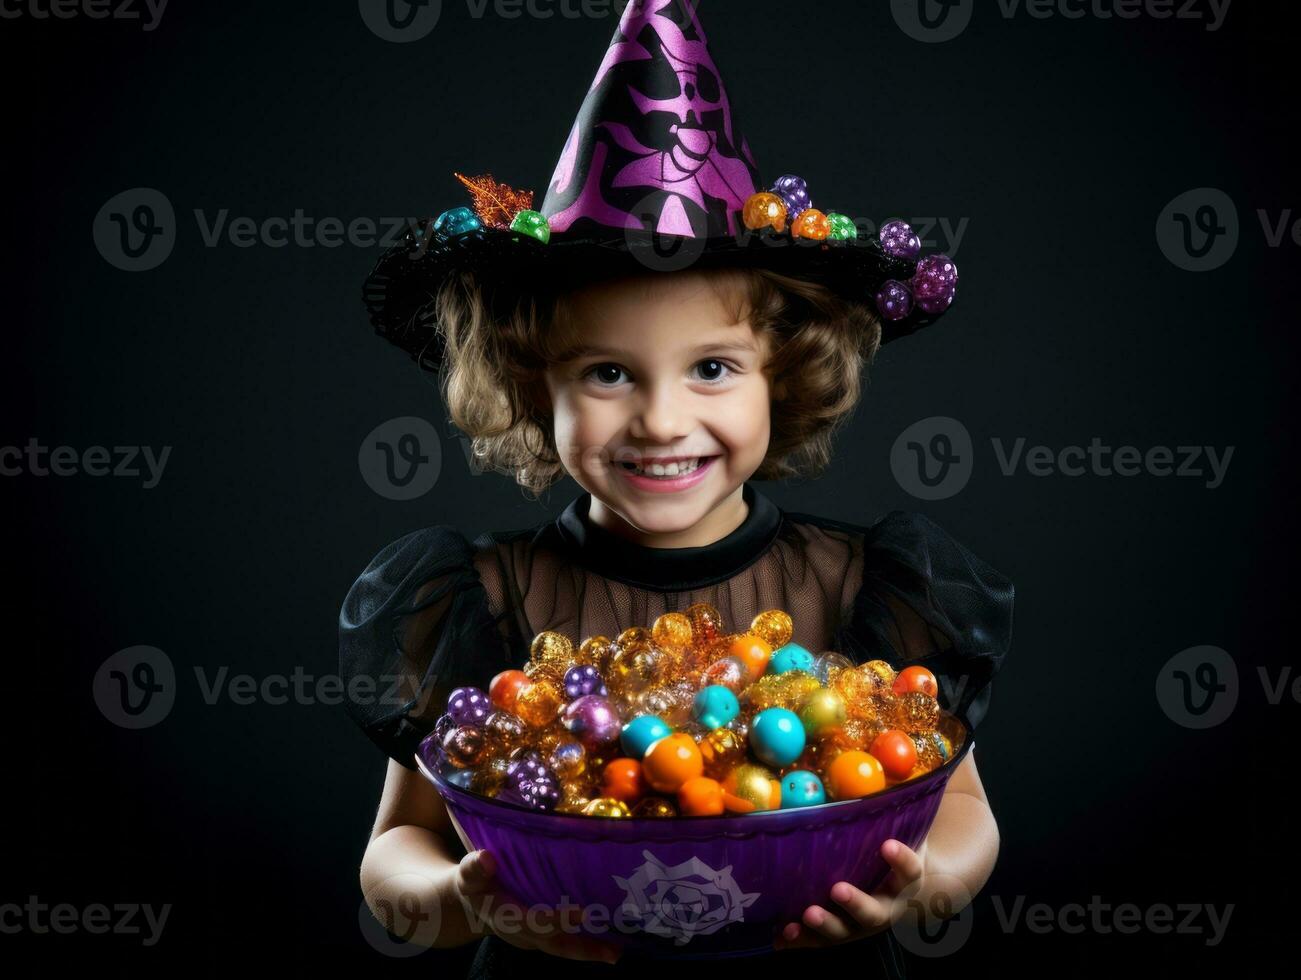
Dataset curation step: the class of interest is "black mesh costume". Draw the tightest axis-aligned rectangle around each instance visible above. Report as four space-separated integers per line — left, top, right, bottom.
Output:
339 481 1014 978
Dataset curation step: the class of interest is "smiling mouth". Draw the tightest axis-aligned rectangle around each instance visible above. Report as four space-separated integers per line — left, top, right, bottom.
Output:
618 456 718 478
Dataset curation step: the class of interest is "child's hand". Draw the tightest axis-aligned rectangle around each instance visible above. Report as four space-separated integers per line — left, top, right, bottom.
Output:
454 849 624 964
772 838 927 952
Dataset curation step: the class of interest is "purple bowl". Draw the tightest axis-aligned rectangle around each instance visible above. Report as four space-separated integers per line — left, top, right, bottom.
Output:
416 713 971 959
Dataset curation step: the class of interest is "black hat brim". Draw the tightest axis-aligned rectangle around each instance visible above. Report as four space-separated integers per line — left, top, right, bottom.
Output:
362 221 946 371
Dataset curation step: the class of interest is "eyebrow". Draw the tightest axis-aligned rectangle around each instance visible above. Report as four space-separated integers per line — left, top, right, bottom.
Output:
565 338 759 360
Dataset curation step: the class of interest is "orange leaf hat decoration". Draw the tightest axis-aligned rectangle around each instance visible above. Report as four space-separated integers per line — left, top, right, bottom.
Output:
454 172 535 231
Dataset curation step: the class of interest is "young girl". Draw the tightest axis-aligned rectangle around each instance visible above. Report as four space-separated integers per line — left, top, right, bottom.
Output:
340 3 1011 976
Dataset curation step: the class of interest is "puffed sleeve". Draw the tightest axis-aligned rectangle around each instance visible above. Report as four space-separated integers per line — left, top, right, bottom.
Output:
338 526 517 770
832 512 1014 732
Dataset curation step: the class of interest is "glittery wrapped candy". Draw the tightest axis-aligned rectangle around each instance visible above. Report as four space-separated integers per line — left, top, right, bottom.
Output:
778 670 822 708
576 635 615 673
911 254 959 315
861 660 898 689
563 664 608 700
433 206 483 237
608 643 670 699
702 655 748 695
698 726 747 780
582 797 631 818
509 209 551 244
830 664 878 714
442 725 490 769
529 630 575 680
483 710 527 754
909 731 945 774
750 610 794 651
685 602 725 650
548 739 588 781
637 679 696 727
469 756 511 797
875 280 914 322
809 651 851 686
770 175 812 221
515 677 564 728
721 763 782 814
651 612 694 655
632 797 678 818
447 687 491 727
742 191 789 234
896 691 940 731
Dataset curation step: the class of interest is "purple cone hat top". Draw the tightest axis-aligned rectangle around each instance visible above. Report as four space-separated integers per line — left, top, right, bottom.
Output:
361 0 962 371
542 0 760 239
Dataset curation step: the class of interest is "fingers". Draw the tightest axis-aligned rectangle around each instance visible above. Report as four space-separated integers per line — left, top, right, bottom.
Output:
880 839 926 896
829 881 892 932
454 849 498 899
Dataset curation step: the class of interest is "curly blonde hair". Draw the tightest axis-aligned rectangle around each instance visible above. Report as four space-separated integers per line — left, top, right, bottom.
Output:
433 265 882 498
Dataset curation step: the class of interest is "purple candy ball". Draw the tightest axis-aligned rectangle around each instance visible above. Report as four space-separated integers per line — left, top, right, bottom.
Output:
561 694 623 750
563 664 608 700
447 687 491 727
874 280 914 321
911 254 959 301
879 220 921 261
771 174 812 219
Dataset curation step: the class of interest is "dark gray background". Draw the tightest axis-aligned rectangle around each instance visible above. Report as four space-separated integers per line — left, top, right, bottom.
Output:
5 0 1289 974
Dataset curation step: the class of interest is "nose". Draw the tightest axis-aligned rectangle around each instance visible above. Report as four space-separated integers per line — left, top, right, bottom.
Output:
628 377 691 445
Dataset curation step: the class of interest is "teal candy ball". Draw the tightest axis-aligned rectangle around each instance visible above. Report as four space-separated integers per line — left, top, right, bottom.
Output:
750 707 806 767
827 212 858 241
621 714 671 759
780 770 826 808
767 643 815 676
693 685 740 730
434 207 482 237
509 209 551 244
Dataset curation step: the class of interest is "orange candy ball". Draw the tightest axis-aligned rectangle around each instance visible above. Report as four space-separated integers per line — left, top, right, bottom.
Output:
791 208 831 241
826 750 886 800
894 665 939 698
600 758 646 804
678 776 725 816
641 733 703 793
742 192 789 234
869 729 919 781
489 670 531 713
729 633 773 682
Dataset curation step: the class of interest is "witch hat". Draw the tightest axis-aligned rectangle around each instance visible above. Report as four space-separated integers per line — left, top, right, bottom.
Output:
363 0 959 372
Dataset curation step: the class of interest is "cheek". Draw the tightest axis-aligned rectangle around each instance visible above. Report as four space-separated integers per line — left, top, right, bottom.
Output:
717 380 771 458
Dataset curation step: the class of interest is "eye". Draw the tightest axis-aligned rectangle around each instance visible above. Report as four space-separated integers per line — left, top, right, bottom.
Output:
692 358 735 385
582 363 628 387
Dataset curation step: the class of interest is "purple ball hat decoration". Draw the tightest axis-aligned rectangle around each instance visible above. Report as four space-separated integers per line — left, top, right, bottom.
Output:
770 175 812 221
874 280 915 322
564 664 608 700
879 219 921 261
911 254 959 314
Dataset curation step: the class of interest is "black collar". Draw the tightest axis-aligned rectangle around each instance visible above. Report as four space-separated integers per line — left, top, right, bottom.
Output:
554 482 784 591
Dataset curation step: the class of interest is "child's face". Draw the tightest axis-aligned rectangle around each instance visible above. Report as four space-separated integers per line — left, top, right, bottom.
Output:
543 271 772 539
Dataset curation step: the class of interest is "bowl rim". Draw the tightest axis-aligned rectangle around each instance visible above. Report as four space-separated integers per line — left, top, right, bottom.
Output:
416 710 973 824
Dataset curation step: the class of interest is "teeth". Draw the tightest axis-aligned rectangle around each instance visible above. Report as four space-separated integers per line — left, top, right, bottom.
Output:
629 457 703 477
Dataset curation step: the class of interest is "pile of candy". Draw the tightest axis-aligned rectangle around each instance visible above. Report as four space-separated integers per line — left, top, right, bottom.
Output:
423 605 954 818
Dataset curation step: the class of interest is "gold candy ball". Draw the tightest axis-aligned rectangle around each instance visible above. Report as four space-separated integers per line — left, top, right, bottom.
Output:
581 797 631 819
750 609 794 650
798 687 847 736
515 677 564 728
651 613 693 654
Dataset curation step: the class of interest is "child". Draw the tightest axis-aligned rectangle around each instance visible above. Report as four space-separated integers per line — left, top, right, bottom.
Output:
340 3 1011 976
